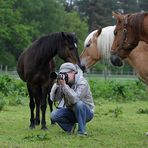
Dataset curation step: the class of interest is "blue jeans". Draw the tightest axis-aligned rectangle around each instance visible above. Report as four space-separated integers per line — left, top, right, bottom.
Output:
50 101 94 134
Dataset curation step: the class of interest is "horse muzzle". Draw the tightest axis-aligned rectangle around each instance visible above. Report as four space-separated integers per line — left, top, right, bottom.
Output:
79 64 86 73
110 54 123 67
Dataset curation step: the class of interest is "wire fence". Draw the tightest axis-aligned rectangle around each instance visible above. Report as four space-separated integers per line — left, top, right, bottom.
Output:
0 68 138 81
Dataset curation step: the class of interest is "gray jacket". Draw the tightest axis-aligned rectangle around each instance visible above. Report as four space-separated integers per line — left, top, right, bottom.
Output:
50 68 95 113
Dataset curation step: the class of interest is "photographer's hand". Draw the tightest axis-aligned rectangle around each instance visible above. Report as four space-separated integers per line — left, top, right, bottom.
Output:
57 79 66 86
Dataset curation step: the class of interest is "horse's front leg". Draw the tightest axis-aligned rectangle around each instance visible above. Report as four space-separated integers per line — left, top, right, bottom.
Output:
48 78 55 124
41 87 48 130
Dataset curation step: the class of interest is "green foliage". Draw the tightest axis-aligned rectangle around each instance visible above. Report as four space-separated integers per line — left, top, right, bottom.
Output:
0 51 16 68
0 0 88 68
108 106 123 118
137 108 148 114
74 0 146 31
0 75 27 106
24 133 50 141
0 92 6 111
89 78 148 102
8 94 24 106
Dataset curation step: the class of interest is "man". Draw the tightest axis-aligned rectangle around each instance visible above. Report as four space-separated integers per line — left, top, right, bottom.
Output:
50 62 94 136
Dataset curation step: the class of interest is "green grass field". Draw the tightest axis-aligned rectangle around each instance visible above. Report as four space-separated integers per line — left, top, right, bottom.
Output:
0 100 148 148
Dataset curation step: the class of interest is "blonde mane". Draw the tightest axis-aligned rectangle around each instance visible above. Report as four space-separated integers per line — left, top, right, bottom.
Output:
84 26 115 60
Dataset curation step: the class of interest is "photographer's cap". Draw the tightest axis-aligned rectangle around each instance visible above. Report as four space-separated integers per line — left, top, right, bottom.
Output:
59 62 77 73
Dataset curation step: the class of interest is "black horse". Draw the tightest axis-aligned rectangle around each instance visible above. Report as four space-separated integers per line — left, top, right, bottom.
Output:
17 32 82 130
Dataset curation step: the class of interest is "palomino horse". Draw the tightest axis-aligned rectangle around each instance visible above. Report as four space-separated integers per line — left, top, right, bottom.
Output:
111 12 148 58
17 32 82 130
80 26 148 85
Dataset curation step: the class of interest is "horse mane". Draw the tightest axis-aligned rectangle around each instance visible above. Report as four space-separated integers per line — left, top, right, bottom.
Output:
97 26 115 60
129 12 147 36
84 26 115 60
27 32 63 66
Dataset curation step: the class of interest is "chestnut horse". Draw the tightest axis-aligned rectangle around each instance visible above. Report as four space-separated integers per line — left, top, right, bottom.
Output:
17 32 82 130
111 12 148 57
80 26 148 85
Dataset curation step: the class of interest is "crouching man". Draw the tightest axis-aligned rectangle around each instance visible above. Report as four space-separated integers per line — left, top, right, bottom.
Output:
50 62 95 136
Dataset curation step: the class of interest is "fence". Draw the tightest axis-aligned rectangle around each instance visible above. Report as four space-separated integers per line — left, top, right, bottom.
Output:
0 68 138 80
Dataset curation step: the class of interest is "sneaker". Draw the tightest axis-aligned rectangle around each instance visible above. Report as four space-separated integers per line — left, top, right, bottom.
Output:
77 132 87 137
145 132 148 136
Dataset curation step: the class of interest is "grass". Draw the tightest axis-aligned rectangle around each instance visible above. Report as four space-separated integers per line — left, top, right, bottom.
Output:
0 100 148 148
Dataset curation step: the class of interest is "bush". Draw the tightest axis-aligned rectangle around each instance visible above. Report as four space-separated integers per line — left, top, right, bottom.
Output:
89 78 148 102
0 75 27 107
0 92 6 111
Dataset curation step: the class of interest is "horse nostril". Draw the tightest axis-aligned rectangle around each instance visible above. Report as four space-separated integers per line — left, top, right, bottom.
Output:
80 65 86 72
110 54 123 67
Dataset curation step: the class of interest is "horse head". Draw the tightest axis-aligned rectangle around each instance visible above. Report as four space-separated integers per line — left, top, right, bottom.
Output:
57 32 84 71
110 12 139 67
80 28 102 69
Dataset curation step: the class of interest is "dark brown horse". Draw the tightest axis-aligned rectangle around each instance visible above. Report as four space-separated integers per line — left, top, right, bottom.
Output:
17 32 81 130
111 11 148 59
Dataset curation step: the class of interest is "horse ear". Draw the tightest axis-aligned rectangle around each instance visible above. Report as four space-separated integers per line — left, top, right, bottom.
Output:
97 27 102 37
112 11 122 23
93 28 102 38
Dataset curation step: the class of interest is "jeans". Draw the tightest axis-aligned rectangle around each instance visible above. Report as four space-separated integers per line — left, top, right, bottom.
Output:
50 100 94 134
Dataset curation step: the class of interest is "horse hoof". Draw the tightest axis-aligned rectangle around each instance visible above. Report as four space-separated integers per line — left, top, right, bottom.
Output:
41 126 48 130
29 125 35 130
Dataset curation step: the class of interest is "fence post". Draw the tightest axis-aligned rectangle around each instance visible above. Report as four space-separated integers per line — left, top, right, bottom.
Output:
5 65 8 73
0 65 2 71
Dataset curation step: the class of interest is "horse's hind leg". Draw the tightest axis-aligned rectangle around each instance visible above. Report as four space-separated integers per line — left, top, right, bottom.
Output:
33 86 41 126
35 97 40 125
40 85 48 130
27 83 35 129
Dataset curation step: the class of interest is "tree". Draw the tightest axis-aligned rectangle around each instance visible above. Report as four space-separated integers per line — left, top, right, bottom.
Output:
0 0 88 68
0 0 33 67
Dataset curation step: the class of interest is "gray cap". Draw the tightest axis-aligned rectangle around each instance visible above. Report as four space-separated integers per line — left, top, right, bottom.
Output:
59 62 77 73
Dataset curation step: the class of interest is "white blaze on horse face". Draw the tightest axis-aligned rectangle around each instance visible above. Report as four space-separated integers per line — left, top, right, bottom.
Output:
74 43 77 48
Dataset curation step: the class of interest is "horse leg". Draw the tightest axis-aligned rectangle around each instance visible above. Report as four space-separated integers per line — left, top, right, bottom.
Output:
34 86 42 126
41 85 48 130
35 96 40 125
27 83 35 129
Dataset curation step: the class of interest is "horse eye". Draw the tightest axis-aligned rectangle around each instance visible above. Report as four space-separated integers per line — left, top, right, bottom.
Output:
114 30 117 36
86 43 90 47
123 29 127 33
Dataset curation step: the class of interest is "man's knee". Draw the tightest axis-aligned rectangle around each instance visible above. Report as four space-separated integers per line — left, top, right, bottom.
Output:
50 110 58 122
74 101 85 110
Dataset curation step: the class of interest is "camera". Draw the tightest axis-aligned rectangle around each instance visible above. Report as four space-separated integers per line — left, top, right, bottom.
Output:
50 72 68 84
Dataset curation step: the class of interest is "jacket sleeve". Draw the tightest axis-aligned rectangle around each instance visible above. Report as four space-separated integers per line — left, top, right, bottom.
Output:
62 82 88 105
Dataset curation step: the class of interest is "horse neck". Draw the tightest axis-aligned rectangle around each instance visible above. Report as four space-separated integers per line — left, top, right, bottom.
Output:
130 13 148 43
32 34 60 67
97 26 115 60
142 14 148 43
126 42 148 71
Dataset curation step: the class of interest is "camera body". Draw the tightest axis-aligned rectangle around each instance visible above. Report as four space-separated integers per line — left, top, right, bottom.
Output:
50 72 68 84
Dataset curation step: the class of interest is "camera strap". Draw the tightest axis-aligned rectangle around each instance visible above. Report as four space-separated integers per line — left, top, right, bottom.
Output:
54 95 65 109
